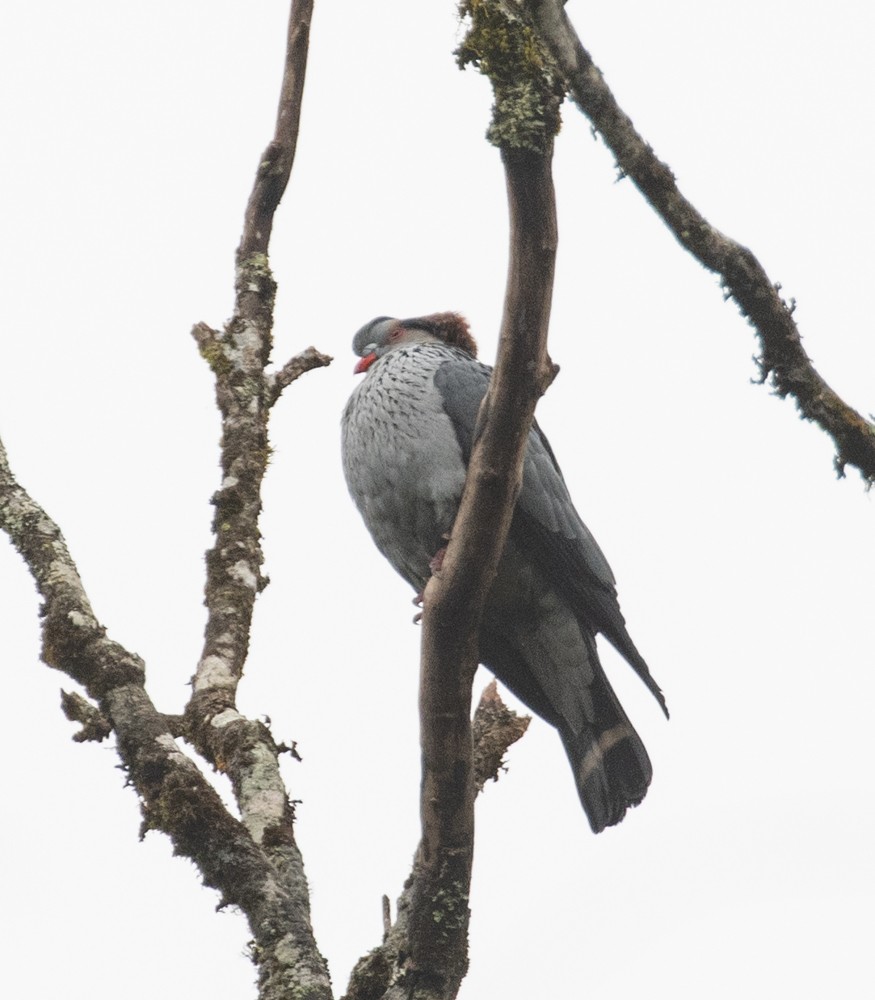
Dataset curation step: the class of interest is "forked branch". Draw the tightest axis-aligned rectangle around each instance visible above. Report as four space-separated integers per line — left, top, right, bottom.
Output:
4 2 331 998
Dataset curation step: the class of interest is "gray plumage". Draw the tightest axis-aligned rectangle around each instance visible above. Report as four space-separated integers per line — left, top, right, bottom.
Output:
342 312 667 833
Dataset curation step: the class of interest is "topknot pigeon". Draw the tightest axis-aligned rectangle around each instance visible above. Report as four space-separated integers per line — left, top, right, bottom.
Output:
341 312 667 832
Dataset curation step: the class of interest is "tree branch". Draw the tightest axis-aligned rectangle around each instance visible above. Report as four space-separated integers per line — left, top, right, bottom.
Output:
4 4 330 995
184 3 332 996
188 0 317 728
0 437 330 1000
60 689 112 743
2 3 331 988
521 0 875 484
402 149 557 999
267 345 334 406
343 684 530 1000
241 0 314 258
471 679 531 793
358 9 562 997
186 0 318 780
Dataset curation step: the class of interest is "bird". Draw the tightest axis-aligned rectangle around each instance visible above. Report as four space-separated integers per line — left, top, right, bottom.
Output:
341 311 667 833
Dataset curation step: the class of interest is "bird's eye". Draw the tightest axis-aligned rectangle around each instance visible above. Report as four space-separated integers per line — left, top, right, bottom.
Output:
389 327 404 342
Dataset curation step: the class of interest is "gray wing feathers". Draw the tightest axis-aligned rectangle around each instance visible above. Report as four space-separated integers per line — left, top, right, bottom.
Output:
433 358 618 610
434 356 668 718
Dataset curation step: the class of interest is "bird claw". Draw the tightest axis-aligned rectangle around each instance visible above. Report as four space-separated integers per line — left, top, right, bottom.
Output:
412 541 450 622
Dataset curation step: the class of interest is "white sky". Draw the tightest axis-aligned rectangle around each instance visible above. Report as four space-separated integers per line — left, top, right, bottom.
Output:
1 2 873 998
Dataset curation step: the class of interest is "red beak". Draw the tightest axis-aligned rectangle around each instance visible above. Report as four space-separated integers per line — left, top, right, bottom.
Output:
354 352 377 375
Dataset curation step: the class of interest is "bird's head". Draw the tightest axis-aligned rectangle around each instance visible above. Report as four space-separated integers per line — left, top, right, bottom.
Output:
351 312 478 374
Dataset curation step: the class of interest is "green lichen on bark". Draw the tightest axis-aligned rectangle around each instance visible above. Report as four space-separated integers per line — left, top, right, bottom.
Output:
198 339 232 377
456 0 563 153
235 252 276 321
429 879 470 941
239 251 273 282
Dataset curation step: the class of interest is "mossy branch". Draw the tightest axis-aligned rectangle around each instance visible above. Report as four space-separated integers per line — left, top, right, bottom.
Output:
456 0 563 153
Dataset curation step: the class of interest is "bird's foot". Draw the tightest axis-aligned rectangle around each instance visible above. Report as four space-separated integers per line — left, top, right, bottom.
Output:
411 591 424 624
413 537 449 622
429 546 447 574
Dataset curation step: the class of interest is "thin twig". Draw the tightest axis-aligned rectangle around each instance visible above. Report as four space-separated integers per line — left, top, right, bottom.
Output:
267 345 333 406
60 690 112 743
241 0 314 258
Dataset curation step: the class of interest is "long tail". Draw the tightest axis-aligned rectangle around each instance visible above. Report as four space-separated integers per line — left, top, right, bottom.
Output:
559 676 653 833
479 598 657 833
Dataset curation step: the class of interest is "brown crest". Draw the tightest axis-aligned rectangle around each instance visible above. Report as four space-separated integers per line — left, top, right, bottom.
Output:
404 312 478 358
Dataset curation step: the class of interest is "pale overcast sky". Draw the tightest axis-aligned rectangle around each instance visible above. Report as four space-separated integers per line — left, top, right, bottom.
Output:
1 3 873 998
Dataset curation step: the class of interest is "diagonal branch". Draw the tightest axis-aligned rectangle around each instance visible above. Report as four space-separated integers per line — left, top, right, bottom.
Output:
267 345 334 406
369 150 556 1000
2 2 331 994
0 437 329 1000
522 0 875 484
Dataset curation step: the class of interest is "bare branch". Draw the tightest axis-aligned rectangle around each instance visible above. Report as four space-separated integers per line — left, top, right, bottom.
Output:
346 11 563 998
267 346 334 406
241 0 314 258
472 680 531 792
0 437 329 1000
189 2 316 728
60 690 112 743
2 5 330 995
522 0 875 484
186 0 320 753
343 687 531 1000
405 150 557 999
185 3 332 996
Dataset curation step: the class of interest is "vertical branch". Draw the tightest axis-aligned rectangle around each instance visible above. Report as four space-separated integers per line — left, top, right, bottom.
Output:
383 7 561 998
406 149 557 996
190 0 317 735
241 0 314 258
186 3 332 998
406 146 558 1000
344 682 530 1000
187 0 318 742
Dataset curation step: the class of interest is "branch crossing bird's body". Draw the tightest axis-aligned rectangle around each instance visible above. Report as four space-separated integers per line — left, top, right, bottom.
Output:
341 312 667 833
